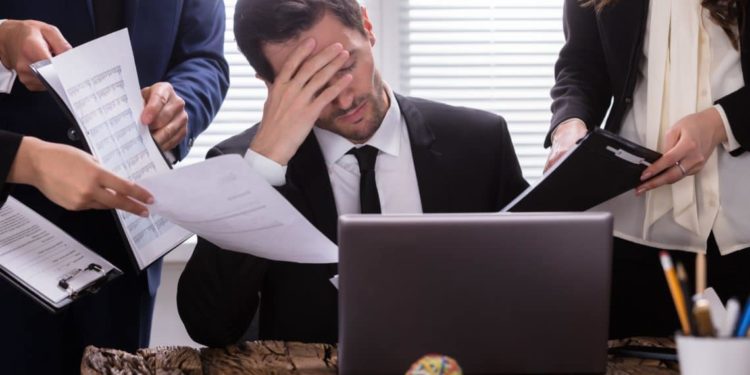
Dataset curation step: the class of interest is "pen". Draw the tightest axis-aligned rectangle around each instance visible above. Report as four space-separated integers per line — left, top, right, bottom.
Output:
718 298 740 338
660 251 690 335
693 298 715 337
676 262 696 334
735 297 750 337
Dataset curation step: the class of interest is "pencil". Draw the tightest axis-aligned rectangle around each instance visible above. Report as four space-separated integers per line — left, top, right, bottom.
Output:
676 262 696 334
695 253 707 295
660 251 691 335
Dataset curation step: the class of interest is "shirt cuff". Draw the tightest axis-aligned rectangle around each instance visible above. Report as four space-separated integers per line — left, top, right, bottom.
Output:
244 148 287 186
714 104 741 152
0 20 16 94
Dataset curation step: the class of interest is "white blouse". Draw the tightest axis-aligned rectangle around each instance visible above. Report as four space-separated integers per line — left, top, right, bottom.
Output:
590 0 750 255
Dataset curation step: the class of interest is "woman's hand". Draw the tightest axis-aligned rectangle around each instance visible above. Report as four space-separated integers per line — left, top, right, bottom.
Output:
544 119 588 172
636 107 727 195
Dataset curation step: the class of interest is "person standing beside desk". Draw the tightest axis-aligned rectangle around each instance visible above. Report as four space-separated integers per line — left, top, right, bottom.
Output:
0 1 229 373
547 0 750 338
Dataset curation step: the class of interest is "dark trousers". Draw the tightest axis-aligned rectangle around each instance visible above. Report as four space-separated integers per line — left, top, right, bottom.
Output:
609 234 750 338
0 268 156 375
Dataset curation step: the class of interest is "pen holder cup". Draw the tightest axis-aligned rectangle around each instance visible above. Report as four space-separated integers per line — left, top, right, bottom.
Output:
676 335 750 375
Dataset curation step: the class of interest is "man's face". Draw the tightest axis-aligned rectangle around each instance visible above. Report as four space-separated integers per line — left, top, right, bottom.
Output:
262 11 388 144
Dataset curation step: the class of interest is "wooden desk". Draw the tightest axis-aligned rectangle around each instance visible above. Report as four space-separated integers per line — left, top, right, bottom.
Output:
81 338 679 374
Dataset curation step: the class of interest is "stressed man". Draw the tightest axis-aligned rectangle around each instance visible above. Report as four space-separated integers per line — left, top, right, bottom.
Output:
177 0 528 346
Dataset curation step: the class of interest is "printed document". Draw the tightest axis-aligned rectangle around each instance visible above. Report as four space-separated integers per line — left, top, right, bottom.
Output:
0 198 120 310
31 29 192 269
138 155 338 263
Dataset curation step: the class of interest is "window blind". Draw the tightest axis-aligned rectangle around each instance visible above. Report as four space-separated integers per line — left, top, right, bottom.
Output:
399 0 564 181
182 0 265 165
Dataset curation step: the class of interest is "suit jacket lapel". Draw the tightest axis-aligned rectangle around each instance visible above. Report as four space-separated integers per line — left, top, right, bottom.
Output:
288 134 339 244
395 94 446 214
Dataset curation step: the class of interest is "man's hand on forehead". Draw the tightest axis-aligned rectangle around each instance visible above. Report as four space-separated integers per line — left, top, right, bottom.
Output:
250 37 353 166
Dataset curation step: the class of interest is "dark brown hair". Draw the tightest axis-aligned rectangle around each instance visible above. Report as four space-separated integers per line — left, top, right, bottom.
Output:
582 0 746 49
234 0 366 82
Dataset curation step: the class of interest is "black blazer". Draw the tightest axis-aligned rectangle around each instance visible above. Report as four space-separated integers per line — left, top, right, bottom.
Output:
549 0 750 155
177 94 529 347
0 130 22 204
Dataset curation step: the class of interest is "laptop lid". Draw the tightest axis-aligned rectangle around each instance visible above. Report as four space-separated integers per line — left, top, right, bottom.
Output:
338 212 612 375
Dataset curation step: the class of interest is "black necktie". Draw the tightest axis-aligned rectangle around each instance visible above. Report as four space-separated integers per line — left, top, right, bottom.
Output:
93 0 125 37
348 145 381 214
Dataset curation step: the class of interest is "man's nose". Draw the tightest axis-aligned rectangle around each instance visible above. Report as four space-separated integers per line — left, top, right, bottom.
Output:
334 88 354 111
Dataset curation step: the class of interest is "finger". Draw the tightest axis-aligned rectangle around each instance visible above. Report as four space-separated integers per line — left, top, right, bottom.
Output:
92 188 150 217
276 38 317 83
140 83 173 125
640 141 690 181
312 74 353 111
543 151 562 173
99 172 154 204
290 43 345 87
39 24 72 55
636 165 683 194
18 72 46 91
300 50 350 99
152 96 185 131
158 117 188 151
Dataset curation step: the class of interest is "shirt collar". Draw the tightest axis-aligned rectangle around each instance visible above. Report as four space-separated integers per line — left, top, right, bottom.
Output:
313 84 402 166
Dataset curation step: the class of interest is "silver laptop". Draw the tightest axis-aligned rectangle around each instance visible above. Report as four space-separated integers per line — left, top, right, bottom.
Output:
338 212 613 375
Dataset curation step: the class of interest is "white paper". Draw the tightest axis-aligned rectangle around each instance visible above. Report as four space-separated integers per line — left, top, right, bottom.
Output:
37 29 192 269
0 198 119 308
330 275 339 289
138 154 338 263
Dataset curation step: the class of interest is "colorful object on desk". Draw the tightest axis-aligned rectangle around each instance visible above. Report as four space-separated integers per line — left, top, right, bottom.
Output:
405 354 462 375
735 297 750 337
659 251 691 335
676 262 696 334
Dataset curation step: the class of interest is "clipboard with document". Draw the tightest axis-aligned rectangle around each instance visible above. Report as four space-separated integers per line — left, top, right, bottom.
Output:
28 29 192 271
503 128 662 212
0 197 122 312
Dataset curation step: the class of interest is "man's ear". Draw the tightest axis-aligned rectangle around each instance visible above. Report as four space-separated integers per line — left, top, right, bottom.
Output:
360 5 376 46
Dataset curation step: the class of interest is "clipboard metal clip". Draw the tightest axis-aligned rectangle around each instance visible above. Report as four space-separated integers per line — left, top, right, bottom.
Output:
57 263 104 298
606 146 652 166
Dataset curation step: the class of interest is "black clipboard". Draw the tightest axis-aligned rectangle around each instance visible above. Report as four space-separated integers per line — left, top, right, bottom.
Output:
503 128 662 212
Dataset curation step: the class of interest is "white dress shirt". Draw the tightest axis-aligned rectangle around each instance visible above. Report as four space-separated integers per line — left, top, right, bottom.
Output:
0 20 17 94
245 85 423 215
590 2 750 255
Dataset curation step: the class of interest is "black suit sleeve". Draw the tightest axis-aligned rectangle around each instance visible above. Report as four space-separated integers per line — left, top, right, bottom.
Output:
0 131 23 205
547 0 613 147
177 235 270 347
715 86 750 155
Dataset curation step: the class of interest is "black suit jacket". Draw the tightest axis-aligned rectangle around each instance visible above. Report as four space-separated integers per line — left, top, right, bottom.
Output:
549 0 750 155
177 94 528 347
0 130 22 204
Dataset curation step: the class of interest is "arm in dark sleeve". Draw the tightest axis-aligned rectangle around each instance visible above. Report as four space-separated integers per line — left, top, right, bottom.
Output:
177 236 270 347
494 117 529 210
547 0 613 147
167 0 230 160
715 87 749 155
0 131 23 205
